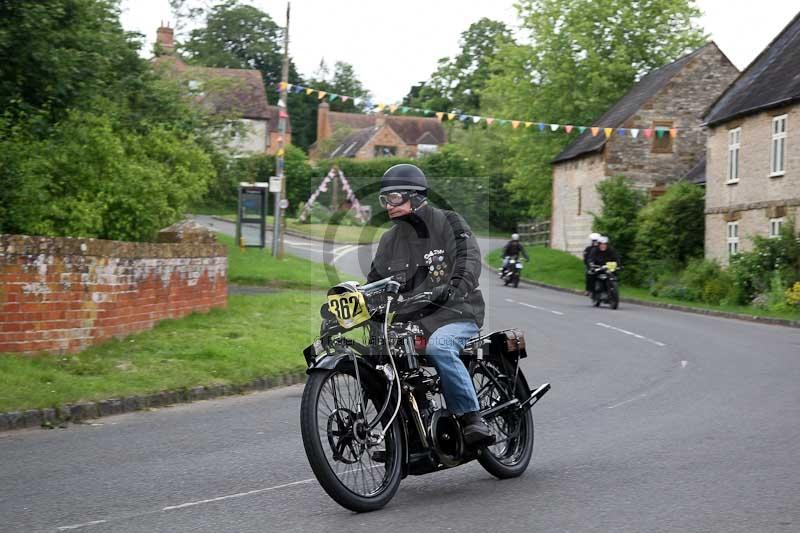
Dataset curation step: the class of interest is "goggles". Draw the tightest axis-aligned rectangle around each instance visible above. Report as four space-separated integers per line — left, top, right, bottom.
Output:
378 191 411 208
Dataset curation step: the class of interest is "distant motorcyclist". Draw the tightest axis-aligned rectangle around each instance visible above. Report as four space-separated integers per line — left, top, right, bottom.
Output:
501 233 529 276
583 232 601 295
587 236 621 271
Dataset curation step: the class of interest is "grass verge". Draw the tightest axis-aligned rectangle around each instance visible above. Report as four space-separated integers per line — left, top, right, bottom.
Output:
220 233 343 289
0 292 323 412
485 247 800 321
212 213 386 245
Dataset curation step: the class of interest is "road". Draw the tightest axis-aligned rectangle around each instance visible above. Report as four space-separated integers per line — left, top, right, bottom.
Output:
2 219 799 532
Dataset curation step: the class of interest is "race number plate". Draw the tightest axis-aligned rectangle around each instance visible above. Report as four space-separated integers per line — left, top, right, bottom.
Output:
327 291 369 329
605 261 618 272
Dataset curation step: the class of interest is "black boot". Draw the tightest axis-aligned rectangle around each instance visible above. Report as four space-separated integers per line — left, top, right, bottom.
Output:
460 411 495 447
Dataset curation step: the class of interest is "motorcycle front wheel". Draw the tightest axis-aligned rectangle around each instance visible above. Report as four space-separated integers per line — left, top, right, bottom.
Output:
471 360 534 479
300 361 403 512
609 282 619 310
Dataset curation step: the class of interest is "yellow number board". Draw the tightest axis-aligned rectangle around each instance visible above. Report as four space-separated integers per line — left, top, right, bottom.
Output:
605 261 618 272
327 291 370 329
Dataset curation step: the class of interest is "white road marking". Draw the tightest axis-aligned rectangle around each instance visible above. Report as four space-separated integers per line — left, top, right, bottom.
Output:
608 394 647 409
519 302 564 316
681 360 688 368
505 298 564 316
57 520 107 530
162 478 315 511
332 244 359 264
595 322 666 347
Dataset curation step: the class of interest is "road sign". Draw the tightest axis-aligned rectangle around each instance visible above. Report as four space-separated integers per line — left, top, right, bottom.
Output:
269 176 283 193
279 198 289 210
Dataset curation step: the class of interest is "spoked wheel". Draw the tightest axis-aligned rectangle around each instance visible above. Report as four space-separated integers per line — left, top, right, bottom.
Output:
471 361 534 478
300 361 403 512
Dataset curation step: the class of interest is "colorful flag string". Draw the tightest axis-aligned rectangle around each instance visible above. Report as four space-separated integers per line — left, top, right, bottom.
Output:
276 82 687 138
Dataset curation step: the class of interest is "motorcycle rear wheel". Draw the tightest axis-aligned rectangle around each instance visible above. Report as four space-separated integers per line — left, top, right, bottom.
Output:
300 362 403 512
471 361 534 479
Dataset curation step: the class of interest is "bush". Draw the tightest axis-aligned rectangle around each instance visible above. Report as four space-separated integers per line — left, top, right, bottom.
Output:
648 259 733 305
592 175 647 268
785 282 800 307
633 182 705 269
728 220 800 304
0 109 214 241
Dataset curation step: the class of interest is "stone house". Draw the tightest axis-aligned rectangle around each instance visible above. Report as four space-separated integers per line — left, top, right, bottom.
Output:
550 43 739 255
153 25 290 155
703 12 800 263
309 102 446 160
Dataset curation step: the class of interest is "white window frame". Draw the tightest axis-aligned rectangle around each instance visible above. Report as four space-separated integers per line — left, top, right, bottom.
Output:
727 127 741 183
770 115 787 177
769 217 784 238
727 222 739 256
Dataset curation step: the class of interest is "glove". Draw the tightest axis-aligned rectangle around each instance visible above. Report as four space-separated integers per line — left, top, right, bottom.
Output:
431 284 453 304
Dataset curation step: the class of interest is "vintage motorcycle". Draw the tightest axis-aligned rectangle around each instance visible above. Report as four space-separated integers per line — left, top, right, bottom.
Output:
500 256 524 288
300 277 551 512
589 261 620 309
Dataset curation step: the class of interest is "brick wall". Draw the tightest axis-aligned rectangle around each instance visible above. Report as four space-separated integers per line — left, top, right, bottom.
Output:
705 104 800 262
0 227 227 355
356 124 413 159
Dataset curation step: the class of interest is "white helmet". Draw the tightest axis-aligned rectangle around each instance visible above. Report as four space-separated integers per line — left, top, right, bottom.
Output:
589 232 601 242
598 235 609 244
511 233 520 241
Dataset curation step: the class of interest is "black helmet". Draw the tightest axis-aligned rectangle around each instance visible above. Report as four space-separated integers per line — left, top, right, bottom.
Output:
380 164 428 193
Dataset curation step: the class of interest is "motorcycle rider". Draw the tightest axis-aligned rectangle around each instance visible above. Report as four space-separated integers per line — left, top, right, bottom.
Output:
367 164 494 447
587 236 621 295
583 232 601 295
500 233 529 277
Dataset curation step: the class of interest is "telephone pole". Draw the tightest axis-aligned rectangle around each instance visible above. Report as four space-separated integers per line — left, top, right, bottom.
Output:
272 2 290 257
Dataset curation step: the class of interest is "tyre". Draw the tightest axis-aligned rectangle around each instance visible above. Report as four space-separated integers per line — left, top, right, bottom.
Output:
609 283 619 310
300 361 403 512
471 360 534 479
593 297 601 307
513 274 520 288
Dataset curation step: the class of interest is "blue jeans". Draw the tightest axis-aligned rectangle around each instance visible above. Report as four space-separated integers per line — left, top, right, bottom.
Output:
425 321 480 415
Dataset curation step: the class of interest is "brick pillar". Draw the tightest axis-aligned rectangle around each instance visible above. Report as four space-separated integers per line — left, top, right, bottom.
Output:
317 101 330 143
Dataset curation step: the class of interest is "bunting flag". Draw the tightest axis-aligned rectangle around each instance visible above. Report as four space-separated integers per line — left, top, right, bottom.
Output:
298 167 370 224
273 82 689 140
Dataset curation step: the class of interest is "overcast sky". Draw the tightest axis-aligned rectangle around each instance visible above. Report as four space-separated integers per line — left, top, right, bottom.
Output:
120 0 800 104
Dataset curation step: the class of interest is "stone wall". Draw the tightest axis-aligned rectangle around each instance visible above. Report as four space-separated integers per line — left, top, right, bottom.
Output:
550 153 605 255
705 104 800 262
606 43 739 187
0 222 227 355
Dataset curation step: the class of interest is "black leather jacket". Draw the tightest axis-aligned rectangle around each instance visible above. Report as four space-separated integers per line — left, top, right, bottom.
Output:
367 205 485 334
503 240 529 260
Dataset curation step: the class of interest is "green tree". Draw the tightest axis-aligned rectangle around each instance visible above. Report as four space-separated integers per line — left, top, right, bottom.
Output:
0 0 148 123
405 18 514 115
591 176 647 267
633 182 705 269
481 0 706 217
0 0 219 241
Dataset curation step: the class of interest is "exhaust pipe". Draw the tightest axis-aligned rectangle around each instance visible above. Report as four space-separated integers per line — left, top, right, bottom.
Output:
519 383 551 412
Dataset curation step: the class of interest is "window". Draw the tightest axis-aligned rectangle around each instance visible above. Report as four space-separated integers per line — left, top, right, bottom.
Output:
727 128 741 183
770 115 787 176
417 144 438 156
651 120 674 153
374 145 397 157
769 217 784 238
727 222 739 256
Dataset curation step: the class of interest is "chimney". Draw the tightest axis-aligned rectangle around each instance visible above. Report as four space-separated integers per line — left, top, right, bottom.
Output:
156 22 175 56
375 112 386 128
317 101 331 142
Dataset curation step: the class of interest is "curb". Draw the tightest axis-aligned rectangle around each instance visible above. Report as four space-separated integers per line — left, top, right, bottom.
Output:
482 259 800 329
208 216 374 246
0 371 308 433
